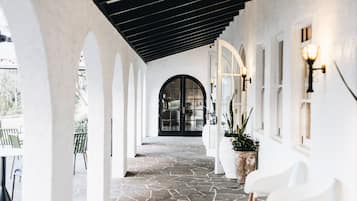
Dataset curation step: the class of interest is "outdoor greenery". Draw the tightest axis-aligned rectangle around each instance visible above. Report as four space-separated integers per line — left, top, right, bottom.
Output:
231 108 258 152
74 70 88 131
0 69 22 116
0 68 88 131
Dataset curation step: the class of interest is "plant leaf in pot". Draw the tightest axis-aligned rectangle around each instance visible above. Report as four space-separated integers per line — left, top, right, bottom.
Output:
231 108 258 151
224 93 236 137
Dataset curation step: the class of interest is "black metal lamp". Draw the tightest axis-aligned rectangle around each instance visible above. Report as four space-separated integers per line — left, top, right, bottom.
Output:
302 44 326 93
241 66 251 92
0 32 12 43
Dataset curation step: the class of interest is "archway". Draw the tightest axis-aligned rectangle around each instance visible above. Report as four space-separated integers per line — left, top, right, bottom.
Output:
0 2 54 201
127 64 136 158
158 75 206 136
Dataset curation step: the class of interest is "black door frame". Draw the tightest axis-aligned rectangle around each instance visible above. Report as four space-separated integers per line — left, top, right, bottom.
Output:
158 75 206 136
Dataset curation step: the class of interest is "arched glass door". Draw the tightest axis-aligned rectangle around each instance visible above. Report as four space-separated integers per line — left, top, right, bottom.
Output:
159 75 206 136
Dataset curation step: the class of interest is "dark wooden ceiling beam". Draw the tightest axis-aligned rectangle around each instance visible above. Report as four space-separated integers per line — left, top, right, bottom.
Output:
129 16 232 44
135 27 224 51
139 34 218 56
93 0 250 62
121 3 244 34
114 0 242 29
110 0 202 23
124 10 239 39
143 41 213 60
140 35 218 57
105 0 164 16
144 41 214 62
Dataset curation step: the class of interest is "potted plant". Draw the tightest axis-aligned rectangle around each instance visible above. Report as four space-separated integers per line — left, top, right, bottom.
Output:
231 108 258 183
219 94 258 181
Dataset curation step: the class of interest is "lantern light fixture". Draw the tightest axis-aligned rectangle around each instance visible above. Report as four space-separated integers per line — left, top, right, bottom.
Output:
301 43 326 93
241 66 251 92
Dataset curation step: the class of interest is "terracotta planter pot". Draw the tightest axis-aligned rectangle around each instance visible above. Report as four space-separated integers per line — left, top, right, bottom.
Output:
235 151 257 184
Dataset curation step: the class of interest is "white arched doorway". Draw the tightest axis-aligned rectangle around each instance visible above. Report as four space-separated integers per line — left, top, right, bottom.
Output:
215 39 246 174
112 53 126 178
127 64 136 158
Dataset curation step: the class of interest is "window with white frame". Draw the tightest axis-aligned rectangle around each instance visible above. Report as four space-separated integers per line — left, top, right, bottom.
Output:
255 47 265 131
300 25 313 146
272 40 284 138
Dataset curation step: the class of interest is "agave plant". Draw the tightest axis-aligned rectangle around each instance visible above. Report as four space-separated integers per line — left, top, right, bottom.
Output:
224 93 236 136
231 108 258 152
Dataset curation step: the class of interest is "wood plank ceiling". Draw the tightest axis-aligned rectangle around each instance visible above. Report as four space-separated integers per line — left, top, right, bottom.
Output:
94 0 249 62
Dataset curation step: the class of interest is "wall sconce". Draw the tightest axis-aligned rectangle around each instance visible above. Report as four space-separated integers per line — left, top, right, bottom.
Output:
210 79 216 94
301 44 326 93
242 66 251 92
0 32 12 43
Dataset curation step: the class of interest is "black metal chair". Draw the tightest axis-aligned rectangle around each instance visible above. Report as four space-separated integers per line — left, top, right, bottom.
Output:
0 128 19 148
0 129 22 200
0 128 22 178
73 131 88 175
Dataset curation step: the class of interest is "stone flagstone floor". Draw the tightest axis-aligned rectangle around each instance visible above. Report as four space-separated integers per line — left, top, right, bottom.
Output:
110 137 253 201
12 137 263 201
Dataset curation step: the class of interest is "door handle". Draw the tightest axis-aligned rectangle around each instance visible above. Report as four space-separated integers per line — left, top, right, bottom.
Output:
182 106 185 115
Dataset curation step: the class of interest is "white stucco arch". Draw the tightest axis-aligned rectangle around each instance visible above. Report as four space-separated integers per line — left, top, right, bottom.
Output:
81 32 109 201
112 53 126 178
0 1 55 201
127 64 136 158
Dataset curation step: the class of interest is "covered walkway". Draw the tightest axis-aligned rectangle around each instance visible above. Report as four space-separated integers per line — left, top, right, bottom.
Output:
79 137 251 201
0 1 356 201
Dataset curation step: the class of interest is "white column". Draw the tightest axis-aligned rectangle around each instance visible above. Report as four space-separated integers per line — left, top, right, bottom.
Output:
127 65 136 158
136 70 142 146
141 72 147 142
83 33 110 201
215 40 224 174
112 55 127 178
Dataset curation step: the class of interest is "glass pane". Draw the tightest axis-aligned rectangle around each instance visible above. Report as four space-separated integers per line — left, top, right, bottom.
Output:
185 79 204 131
300 102 311 141
278 41 284 84
276 87 283 137
222 47 232 74
161 78 181 131
233 76 242 122
221 76 233 129
260 88 265 129
233 56 240 74
305 103 311 139
262 49 266 85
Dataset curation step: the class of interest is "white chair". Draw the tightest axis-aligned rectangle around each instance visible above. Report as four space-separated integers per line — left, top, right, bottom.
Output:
244 161 307 201
266 178 337 201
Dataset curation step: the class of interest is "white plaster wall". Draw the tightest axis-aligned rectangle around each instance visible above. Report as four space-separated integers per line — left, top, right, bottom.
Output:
219 1 357 201
146 46 211 137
